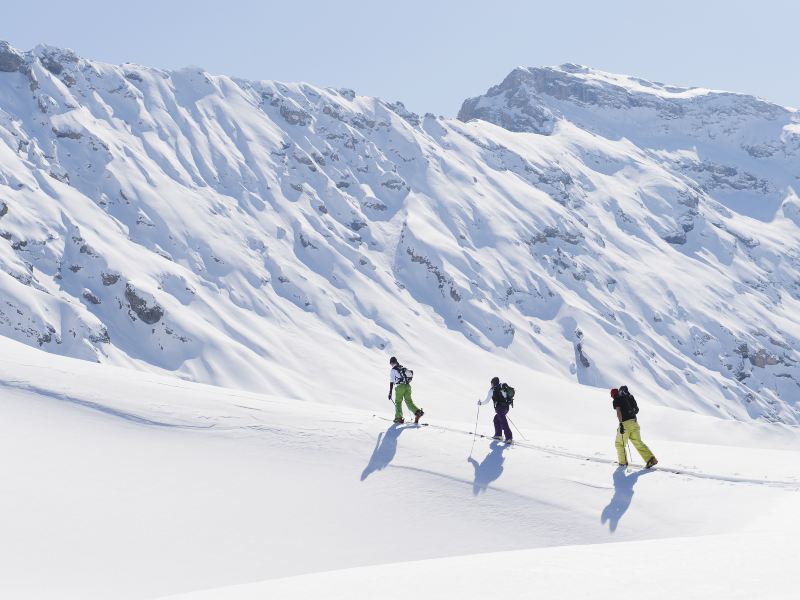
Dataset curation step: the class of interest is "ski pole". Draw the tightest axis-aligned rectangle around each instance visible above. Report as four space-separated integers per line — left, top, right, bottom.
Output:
620 426 629 466
507 415 528 441
470 402 481 457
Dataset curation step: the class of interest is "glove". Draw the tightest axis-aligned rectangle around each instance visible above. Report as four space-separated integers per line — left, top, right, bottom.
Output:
618 423 625 435
388 393 392 400
477 400 482 405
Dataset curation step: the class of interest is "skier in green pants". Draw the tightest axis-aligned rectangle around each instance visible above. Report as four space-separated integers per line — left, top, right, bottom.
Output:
388 356 424 424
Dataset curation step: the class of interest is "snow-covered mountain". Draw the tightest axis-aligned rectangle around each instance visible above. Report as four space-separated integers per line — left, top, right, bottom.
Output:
458 64 799 221
1 41 799 423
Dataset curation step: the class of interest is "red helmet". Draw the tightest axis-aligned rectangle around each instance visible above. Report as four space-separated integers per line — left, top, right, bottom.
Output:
610 388 619 398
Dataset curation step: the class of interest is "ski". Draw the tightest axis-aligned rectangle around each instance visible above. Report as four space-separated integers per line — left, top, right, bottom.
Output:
375 415 429 427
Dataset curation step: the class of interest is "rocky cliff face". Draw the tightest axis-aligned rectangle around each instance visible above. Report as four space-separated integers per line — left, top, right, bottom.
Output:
0 44 798 422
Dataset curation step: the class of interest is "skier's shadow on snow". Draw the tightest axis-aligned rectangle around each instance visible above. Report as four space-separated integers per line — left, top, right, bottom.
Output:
360 424 406 481
467 441 509 495
601 466 654 532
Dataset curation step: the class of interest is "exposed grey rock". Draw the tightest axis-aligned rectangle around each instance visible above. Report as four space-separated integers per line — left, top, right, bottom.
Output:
279 103 311 126
89 327 110 344
381 177 406 191
576 341 592 367
101 272 120 286
125 284 164 324
527 226 584 245
349 220 367 231
37 46 79 79
386 101 421 127
41 54 63 75
82 290 101 305
407 247 461 301
458 67 561 134
298 233 318 249
52 128 83 140
349 114 375 130
362 199 387 211
37 325 57 346
663 231 687 245
0 41 24 72
749 349 780 368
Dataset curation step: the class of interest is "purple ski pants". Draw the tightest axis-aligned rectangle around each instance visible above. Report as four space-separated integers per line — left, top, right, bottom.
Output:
493 404 512 440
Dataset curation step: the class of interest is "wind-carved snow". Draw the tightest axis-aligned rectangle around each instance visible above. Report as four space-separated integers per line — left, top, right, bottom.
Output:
1 42 799 423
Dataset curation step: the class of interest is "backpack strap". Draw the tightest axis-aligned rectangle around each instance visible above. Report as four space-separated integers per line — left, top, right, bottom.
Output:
393 364 409 384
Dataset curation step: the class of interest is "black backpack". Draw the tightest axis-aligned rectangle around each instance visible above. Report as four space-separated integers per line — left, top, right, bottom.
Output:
618 385 639 416
393 364 414 384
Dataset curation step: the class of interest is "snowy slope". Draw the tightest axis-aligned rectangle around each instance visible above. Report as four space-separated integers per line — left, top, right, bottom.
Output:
1 336 798 599
160 524 800 600
0 41 799 425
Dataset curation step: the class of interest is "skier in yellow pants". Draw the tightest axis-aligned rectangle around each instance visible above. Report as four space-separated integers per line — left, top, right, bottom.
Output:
611 387 658 468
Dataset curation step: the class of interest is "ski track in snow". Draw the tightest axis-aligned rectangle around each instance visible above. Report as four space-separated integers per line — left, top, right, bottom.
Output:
373 415 800 488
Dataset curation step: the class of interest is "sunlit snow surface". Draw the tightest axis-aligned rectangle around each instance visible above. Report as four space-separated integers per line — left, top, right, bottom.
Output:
0 341 800 600
0 337 798 599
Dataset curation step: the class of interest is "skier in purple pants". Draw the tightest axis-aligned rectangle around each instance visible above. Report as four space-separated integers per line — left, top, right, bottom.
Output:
478 376 513 443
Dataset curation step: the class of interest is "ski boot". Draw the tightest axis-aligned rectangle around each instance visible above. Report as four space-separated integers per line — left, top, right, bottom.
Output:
393 417 405 424
491 435 503 441
645 456 658 469
414 408 424 424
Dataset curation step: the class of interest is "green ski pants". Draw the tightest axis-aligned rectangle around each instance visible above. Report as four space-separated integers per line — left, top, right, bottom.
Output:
615 419 654 465
394 383 419 419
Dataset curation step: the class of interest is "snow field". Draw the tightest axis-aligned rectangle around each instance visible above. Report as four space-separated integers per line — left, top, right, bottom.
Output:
0 337 797 599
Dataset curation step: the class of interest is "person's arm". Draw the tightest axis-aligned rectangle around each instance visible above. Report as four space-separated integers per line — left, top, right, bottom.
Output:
616 406 625 433
478 388 492 405
388 381 394 400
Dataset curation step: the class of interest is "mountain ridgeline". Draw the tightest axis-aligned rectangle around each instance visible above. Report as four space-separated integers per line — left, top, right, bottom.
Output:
1 42 799 422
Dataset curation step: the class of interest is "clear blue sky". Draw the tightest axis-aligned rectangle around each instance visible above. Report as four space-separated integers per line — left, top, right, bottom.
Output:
2 0 798 115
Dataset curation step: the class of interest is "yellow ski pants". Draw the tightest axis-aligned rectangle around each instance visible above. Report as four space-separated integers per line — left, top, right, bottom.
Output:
615 419 654 465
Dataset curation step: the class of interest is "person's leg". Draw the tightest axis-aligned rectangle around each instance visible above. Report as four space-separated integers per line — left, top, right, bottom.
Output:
492 411 502 437
498 405 512 440
626 420 654 462
401 384 419 414
394 387 404 420
615 428 629 464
